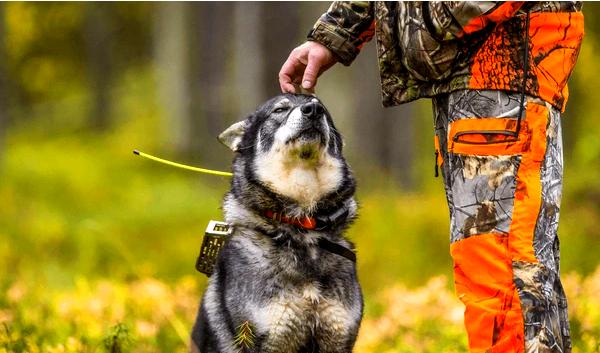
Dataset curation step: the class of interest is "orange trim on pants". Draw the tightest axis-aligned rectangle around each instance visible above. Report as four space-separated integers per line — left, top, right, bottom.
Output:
451 234 524 353
508 103 548 263
448 102 550 352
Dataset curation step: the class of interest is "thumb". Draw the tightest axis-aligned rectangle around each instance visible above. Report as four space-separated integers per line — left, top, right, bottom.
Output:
301 54 324 90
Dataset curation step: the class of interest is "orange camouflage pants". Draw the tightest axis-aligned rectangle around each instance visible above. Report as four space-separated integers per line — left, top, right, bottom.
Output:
433 90 571 353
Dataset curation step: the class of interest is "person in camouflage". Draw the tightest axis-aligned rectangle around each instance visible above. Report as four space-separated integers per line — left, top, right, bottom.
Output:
279 2 584 353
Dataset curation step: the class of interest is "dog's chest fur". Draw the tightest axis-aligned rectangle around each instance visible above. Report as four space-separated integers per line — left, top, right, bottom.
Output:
209 230 361 352
254 147 343 210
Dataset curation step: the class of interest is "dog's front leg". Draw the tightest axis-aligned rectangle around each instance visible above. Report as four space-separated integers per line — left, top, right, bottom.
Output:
316 299 361 353
257 299 312 353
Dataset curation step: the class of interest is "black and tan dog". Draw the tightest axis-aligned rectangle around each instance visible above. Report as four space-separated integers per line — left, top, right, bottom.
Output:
191 94 362 353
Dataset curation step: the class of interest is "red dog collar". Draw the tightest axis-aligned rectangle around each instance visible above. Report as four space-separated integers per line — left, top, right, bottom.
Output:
264 210 317 230
262 209 356 263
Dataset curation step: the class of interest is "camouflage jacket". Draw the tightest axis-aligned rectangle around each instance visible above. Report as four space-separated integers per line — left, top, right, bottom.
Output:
308 2 584 111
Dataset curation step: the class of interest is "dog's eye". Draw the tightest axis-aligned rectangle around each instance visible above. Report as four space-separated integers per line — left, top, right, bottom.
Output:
273 107 289 114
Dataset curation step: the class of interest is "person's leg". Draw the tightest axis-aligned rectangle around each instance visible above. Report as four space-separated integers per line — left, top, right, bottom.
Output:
433 90 571 353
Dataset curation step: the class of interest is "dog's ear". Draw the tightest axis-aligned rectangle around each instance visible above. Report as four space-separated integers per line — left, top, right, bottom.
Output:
218 120 249 152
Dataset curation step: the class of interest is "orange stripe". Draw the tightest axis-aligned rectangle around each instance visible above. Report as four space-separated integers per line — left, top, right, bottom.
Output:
451 234 524 352
449 102 551 351
507 103 548 263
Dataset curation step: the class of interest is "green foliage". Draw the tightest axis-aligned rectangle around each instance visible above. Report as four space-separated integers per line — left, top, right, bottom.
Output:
0 2 599 353
103 324 132 353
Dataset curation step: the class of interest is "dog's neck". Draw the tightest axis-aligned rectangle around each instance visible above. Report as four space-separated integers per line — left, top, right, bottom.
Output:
253 145 344 211
262 203 351 231
222 194 357 263
223 192 356 234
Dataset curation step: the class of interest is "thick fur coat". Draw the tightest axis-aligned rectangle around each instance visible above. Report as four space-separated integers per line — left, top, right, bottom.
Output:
191 94 363 353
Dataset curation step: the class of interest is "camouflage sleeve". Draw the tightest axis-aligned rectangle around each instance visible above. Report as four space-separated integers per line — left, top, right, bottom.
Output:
425 2 525 40
307 1 375 66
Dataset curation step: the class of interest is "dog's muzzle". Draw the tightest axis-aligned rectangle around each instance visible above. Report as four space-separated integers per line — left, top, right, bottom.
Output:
300 101 325 119
290 101 328 145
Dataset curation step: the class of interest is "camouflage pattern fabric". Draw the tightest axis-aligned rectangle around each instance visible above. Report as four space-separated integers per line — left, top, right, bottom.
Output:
306 3 581 352
308 2 583 110
433 90 570 353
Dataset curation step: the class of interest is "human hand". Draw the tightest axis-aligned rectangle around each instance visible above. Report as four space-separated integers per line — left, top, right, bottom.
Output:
279 41 337 93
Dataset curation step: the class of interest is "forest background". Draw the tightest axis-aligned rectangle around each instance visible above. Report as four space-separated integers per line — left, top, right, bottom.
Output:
0 3 599 352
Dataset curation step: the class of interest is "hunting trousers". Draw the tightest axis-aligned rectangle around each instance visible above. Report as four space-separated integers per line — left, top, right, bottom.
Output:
433 90 571 353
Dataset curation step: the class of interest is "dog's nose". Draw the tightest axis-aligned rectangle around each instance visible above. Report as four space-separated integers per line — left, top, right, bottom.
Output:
300 101 325 119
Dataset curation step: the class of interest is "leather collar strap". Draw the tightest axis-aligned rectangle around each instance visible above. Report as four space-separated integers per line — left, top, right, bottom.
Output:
264 206 350 231
263 209 356 263
264 210 317 229
317 238 356 263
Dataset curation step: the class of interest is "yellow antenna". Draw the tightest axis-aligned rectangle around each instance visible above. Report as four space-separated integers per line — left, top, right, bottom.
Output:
133 150 233 177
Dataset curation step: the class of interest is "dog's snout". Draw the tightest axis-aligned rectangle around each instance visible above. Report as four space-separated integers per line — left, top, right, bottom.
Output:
300 102 325 119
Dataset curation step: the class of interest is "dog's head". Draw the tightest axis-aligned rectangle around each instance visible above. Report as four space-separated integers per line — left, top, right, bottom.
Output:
219 94 355 219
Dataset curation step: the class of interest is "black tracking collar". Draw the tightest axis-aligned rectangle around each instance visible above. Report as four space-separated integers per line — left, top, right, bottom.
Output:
316 237 357 263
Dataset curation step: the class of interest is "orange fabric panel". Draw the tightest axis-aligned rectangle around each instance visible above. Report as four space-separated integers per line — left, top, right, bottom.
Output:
469 12 584 111
451 233 525 353
447 103 548 262
528 12 585 112
448 118 530 156
507 103 548 263
463 2 525 35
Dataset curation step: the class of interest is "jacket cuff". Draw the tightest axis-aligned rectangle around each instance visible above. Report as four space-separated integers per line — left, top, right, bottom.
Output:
307 22 360 66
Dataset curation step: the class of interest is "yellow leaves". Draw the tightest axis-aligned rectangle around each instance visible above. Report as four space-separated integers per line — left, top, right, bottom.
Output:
563 267 600 352
0 276 201 352
2 269 600 352
355 276 465 352
6 282 26 303
134 320 158 338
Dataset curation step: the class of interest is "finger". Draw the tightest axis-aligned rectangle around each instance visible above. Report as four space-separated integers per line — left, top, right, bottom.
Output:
299 85 315 95
278 71 297 93
279 57 304 93
302 54 323 90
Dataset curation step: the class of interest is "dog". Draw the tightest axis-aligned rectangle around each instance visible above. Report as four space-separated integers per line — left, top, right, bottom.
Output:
191 94 363 353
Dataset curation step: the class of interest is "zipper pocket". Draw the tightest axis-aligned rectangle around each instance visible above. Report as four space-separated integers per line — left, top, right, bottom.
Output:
448 118 531 156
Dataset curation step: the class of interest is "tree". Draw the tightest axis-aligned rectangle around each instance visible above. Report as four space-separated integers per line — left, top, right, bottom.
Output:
84 2 113 130
154 2 191 155
188 2 233 165
352 44 415 188
0 2 7 161
232 2 265 116
260 2 301 96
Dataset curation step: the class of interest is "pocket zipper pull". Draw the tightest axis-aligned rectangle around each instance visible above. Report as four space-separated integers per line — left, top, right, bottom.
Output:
434 150 439 178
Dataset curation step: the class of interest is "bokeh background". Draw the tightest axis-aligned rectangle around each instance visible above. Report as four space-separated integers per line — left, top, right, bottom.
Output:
1 2 599 352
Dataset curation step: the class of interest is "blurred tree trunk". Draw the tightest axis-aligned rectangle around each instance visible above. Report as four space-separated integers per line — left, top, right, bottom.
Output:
0 2 7 159
353 44 414 188
84 3 112 130
232 2 265 116
154 2 191 155
188 2 233 165
260 2 301 96
386 103 414 188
